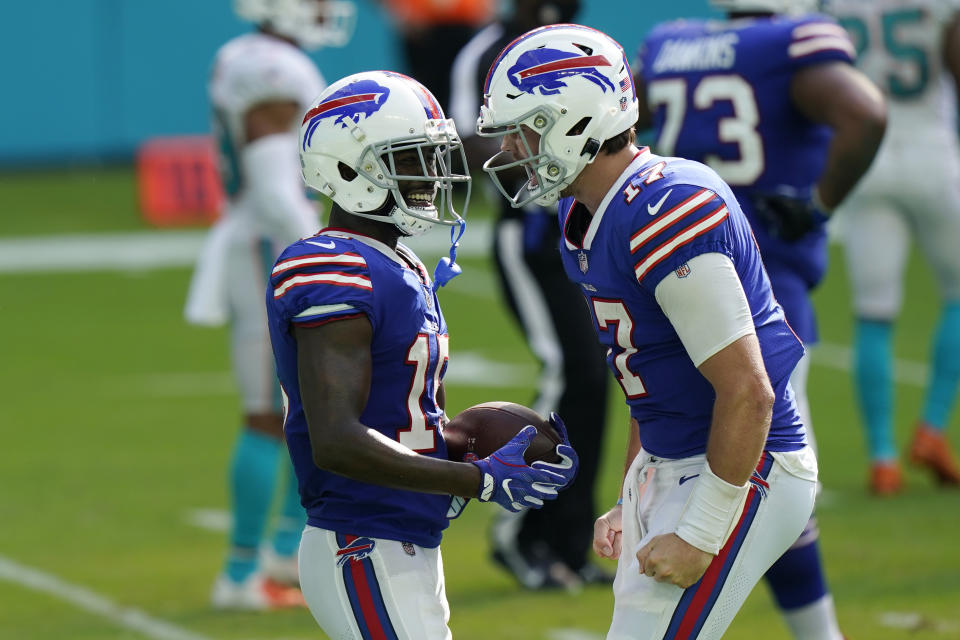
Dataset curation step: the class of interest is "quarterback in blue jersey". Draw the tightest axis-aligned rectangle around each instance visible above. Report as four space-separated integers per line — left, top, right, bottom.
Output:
267 71 579 639
478 24 818 638
635 2 886 637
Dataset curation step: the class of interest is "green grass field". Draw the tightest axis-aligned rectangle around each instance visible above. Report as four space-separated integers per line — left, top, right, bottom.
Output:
1 167 958 639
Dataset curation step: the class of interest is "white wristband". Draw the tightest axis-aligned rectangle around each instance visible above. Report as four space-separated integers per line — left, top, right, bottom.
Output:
675 460 751 555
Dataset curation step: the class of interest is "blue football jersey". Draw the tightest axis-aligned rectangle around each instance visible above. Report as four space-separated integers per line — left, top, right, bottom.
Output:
638 15 856 338
558 149 805 458
266 228 453 548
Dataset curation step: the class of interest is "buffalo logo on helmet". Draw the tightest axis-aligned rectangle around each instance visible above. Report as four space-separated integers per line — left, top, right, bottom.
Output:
301 79 391 149
335 536 376 567
508 48 616 96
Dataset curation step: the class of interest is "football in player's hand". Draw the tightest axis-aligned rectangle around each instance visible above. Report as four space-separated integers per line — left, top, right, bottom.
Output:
442 401 562 464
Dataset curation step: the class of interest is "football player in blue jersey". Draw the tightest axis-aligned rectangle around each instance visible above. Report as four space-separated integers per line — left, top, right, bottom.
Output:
634 1 886 637
267 70 579 639
184 0 355 610
478 24 819 638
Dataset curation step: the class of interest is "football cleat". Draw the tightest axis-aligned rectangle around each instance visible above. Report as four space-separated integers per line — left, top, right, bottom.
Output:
210 573 306 611
869 460 903 496
489 515 582 592
261 547 300 588
908 423 960 486
491 544 582 592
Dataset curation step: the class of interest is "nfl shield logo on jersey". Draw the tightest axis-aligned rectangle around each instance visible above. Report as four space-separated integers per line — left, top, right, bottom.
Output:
675 263 691 278
578 251 589 274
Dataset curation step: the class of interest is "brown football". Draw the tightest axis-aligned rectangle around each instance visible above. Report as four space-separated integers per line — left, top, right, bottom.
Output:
442 401 561 464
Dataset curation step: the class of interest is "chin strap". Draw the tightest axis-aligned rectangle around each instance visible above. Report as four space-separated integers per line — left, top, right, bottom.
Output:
432 219 466 292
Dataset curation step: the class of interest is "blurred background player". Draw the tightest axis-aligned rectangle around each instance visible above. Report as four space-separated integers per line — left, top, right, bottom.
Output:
479 23 819 638
634 0 885 636
449 0 612 590
183 0 355 610
824 0 960 494
270 70 579 638
379 0 496 111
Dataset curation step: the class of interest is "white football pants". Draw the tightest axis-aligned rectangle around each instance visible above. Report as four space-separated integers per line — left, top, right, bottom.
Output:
299 526 452 640
607 447 817 640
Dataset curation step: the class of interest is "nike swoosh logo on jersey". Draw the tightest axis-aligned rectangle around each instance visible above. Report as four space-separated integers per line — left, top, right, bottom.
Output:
679 474 700 485
647 189 673 216
306 239 337 249
481 473 494 501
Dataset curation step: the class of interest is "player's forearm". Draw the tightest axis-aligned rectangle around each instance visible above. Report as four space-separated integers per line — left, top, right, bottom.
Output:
705 377 772 486
310 422 482 498
673 368 772 555
816 114 885 210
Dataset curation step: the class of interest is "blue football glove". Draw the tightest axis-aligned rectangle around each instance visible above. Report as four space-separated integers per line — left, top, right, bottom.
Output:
472 425 567 512
530 412 579 490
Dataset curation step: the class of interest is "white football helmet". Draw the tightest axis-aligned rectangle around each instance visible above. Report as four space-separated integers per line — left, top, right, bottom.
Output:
234 0 356 49
476 24 639 208
709 0 821 14
299 71 470 237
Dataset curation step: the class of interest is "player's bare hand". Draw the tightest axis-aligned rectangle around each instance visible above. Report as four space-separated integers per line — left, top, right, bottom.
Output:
593 504 623 559
636 533 713 588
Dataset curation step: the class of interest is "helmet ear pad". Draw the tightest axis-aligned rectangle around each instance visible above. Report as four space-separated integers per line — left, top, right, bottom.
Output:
338 162 359 182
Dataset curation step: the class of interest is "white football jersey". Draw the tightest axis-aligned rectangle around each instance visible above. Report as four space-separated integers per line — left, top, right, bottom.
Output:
825 0 960 145
209 32 325 196
828 1 960 320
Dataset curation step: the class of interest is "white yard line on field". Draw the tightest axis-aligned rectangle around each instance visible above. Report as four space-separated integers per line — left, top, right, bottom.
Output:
0 221 492 273
0 554 211 640
812 342 927 387
880 611 960 633
547 629 605 640
128 351 536 398
186 508 231 533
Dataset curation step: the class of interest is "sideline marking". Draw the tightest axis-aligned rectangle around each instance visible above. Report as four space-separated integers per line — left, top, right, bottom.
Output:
0 554 211 640
0 222 491 273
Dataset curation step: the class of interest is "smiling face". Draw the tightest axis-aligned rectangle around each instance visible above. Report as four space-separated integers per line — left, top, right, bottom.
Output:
390 147 439 213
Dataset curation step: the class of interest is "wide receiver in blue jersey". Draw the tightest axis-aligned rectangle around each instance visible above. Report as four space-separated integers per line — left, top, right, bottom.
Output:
478 24 818 638
267 70 578 639
634 0 886 637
